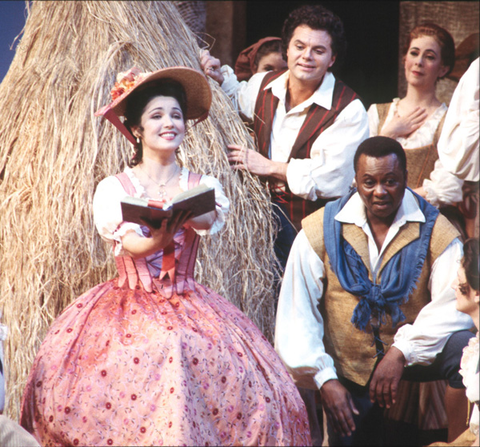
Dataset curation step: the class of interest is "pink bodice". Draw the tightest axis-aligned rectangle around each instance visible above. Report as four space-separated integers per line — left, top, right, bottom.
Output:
114 171 202 298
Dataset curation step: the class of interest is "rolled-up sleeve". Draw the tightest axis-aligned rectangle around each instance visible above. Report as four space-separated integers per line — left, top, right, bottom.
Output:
393 238 474 366
93 176 144 256
423 159 464 207
195 174 230 235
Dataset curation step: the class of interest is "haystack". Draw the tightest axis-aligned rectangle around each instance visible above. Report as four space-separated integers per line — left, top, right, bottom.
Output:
0 1 279 419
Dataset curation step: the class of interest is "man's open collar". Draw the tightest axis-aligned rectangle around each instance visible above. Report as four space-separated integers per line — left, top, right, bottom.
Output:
335 189 426 228
264 70 336 111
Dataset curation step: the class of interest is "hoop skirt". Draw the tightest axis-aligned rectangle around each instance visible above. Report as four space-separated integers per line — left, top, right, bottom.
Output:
20 168 311 446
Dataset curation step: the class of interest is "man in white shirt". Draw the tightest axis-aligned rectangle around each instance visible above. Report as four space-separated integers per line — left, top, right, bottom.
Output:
201 4 369 270
275 136 475 445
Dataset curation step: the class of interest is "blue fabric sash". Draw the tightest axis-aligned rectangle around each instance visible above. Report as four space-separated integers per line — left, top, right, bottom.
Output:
323 188 439 332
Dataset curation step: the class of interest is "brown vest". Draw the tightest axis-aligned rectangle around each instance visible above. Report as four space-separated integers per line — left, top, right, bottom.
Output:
302 203 459 386
376 103 446 188
253 70 360 230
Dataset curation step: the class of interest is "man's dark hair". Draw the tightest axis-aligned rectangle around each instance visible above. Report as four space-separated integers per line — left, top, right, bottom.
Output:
281 4 346 70
354 136 407 174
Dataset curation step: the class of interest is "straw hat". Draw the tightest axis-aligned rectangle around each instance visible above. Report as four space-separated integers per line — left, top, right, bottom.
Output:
95 66 212 144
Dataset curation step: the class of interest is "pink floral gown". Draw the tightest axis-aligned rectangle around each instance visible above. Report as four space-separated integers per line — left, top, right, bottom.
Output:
20 168 311 447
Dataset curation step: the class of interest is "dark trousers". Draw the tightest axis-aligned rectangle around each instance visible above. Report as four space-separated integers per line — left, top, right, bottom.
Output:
271 201 297 312
325 330 475 446
272 200 297 274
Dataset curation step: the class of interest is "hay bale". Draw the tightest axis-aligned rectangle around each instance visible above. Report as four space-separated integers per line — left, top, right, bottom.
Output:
0 0 278 419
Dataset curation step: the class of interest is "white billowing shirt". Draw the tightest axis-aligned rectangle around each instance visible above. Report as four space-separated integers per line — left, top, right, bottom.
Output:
436 57 479 182
93 167 229 256
221 66 369 201
274 189 474 390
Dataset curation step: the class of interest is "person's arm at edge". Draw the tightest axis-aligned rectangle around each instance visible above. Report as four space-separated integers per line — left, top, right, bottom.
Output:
392 238 474 366
274 229 336 388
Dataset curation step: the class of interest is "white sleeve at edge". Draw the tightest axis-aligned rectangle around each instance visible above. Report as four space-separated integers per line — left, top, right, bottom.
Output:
393 238 474 366
274 230 337 390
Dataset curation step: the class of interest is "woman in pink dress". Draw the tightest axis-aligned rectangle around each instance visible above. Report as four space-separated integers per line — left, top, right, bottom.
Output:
20 66 311 447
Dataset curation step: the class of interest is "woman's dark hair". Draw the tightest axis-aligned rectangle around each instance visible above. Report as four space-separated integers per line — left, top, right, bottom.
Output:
253 39 284 70
353 136 407 174
281 4 346 70
403 22 455 79
124 80 187 167
462 238 479 292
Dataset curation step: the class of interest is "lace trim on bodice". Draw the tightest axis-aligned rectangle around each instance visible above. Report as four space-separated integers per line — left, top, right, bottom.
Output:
124 166 190 199
388 98 447 149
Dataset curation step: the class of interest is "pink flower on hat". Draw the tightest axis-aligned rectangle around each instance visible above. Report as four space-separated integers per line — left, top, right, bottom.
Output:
110 67 144 101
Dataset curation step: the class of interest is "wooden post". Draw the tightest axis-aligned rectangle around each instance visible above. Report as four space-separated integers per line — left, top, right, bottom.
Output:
206 1 246 67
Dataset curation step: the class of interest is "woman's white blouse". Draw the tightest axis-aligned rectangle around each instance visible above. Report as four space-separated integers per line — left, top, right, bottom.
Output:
93 167 229 256
368 98 447 149
368 99 463 206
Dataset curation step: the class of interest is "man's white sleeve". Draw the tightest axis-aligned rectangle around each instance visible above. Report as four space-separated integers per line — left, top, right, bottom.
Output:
220 65 265 119
393 238 474 366
437 58 479 182
274 230 338 389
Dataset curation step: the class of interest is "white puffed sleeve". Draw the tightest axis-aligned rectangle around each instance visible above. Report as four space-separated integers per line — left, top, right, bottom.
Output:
437 58 479 182
275 230 338 390
180 171 230 235
93 175 144 256
367 103 380 137
423 158 464 207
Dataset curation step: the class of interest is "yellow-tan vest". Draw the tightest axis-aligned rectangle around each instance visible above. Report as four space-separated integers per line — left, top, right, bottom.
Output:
302 205 459 386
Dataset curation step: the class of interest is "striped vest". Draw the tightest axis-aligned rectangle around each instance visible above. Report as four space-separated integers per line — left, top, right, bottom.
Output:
253 70 359 230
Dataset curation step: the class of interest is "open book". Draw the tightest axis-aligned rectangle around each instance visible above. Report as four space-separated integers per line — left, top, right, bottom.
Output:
121 183 215 228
